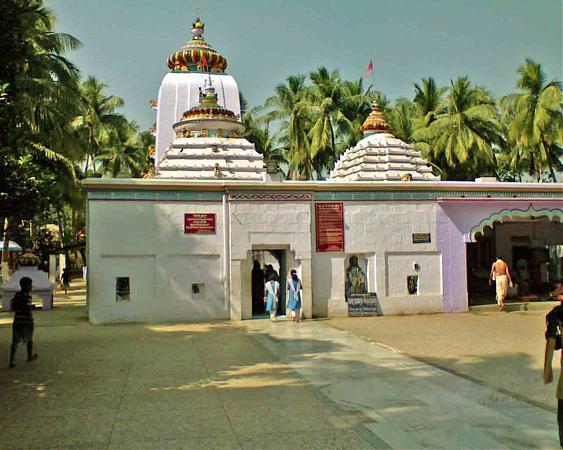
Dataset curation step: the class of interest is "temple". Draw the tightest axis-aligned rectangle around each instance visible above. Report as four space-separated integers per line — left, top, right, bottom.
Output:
83 18 563 324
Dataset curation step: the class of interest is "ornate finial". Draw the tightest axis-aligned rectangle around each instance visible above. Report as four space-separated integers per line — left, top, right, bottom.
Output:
360 98 390 135
191 17 205 39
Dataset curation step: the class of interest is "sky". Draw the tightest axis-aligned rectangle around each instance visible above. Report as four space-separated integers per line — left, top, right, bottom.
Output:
46 0 562 130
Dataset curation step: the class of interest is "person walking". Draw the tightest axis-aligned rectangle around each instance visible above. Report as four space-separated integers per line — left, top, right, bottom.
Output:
61 267 71 294
264 273 280 321
490 256 513 311
544 303 563 447
286 269 302 322
9 277 38 368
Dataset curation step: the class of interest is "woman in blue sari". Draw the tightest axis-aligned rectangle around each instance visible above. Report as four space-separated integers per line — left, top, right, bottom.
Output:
264 273 280 321
286 269 302 322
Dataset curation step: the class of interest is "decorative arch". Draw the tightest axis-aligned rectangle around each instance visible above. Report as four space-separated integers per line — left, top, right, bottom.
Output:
469 205 563 242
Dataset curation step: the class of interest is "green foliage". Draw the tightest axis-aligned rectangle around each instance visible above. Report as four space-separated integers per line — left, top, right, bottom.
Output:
500 59 562 181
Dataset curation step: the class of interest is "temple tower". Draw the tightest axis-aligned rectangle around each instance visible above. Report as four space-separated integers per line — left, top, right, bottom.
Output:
154 18 241 166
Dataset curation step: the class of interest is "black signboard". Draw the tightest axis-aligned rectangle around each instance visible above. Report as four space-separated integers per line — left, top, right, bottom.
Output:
347 293 382 317
412 233 431 244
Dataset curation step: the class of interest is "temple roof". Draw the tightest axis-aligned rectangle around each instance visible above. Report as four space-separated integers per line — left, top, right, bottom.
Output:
154 137 266 181
329 101 439 182
166 18 228 73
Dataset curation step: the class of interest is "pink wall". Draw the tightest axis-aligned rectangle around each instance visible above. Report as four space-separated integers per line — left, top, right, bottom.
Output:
436 199 563 312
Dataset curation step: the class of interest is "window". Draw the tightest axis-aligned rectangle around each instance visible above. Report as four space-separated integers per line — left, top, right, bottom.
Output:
116 277 130 301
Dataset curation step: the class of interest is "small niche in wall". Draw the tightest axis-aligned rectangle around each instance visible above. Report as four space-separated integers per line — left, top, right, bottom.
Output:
116 277 130 301
192 283 206 300
407 275 419 295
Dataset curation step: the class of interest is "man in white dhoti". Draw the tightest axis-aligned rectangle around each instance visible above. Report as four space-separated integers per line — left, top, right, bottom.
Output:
490 256 513 311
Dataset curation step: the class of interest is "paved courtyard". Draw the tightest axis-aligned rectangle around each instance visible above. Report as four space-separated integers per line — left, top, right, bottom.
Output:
0 281 559 449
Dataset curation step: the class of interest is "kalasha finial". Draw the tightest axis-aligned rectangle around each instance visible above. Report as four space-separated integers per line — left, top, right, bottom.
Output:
191 17 205 39
360 97 390 135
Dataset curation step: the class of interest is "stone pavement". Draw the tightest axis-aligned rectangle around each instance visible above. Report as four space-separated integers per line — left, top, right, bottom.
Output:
0 285 375 449
244 319 559 449
0 281 558 449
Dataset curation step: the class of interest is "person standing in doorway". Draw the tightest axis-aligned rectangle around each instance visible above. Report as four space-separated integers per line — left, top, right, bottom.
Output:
490 256 513 311
9 277 38 368
544 303 563 447
251 260 265 315
61 267 71 294
264 273 280 321
286 269 302 322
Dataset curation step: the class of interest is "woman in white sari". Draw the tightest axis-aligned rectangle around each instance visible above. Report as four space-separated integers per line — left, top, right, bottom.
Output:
264 273 280 321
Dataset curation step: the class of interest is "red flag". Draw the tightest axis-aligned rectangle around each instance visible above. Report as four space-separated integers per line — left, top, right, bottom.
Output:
365 60 374 77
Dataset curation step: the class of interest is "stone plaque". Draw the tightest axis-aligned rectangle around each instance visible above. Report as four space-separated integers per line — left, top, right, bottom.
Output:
412 233 431 244
315 203 344 252
348 293 382 317
184 213 216 234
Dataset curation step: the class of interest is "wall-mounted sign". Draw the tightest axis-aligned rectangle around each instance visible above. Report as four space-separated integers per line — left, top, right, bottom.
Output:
348 293 382 317
184 213 216 234
315 203 344 252
412 233 431 244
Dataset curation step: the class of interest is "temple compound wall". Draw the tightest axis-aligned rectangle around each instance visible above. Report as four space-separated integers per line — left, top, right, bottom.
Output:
85 180 563 324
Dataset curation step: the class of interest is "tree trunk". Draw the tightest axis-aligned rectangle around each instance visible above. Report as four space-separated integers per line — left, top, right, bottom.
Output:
2 217 11 282
543 139 558 182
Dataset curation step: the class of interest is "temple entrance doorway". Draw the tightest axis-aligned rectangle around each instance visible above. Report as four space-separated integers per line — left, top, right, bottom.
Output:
466 216 563 307
250 249 288 318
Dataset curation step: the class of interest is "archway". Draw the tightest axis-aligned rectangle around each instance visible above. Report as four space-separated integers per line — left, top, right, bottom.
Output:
466 207 563 306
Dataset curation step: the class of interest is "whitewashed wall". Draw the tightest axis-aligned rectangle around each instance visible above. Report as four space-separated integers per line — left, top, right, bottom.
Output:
88 200 226 323
312 201 442 316
228 201 313 320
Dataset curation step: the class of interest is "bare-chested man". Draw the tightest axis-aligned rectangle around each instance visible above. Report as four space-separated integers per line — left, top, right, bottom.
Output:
490 256 513 311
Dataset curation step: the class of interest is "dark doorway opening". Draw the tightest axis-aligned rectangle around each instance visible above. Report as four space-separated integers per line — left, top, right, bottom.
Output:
251 249 287 317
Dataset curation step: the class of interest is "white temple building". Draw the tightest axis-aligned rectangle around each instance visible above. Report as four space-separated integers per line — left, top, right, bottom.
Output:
83 18 563 324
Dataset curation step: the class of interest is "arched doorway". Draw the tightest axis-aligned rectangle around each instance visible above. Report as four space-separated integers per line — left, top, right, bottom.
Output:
466 207 563 306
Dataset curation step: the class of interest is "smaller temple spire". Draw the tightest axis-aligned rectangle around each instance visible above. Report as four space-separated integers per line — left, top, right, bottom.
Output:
360 99 390 135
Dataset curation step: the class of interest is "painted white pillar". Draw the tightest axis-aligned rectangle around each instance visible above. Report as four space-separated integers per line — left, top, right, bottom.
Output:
328 256 347 316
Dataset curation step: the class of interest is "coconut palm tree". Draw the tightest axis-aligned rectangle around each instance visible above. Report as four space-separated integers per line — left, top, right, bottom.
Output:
72 77 125 174
0 0 81 281
263 75 313 179
389 99 416 143
307 67 353 171
413 77 447 126
501 59 562 182
98 120 146 178
413 77 504 180
338 78 374 150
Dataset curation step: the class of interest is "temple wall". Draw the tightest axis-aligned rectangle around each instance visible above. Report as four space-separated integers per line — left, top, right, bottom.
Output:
312 201 443 317
85 184 562 324
228 201 312 320
88 200 227 323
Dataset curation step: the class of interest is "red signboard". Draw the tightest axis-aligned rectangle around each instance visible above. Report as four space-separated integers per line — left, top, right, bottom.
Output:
184 213 216 234
315 203 344 252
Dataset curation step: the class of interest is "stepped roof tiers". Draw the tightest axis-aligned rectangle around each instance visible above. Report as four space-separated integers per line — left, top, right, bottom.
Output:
154 82 266 180
330 101 439 182
155 18 240 165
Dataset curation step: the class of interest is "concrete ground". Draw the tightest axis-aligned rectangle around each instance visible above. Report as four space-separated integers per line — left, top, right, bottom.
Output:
0 281 559 449
0 282 375 450
328 304 560 412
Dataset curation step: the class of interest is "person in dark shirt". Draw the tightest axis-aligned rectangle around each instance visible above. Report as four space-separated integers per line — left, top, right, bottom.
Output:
9 277 38 368
61 268 71 294
544 303 563 447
